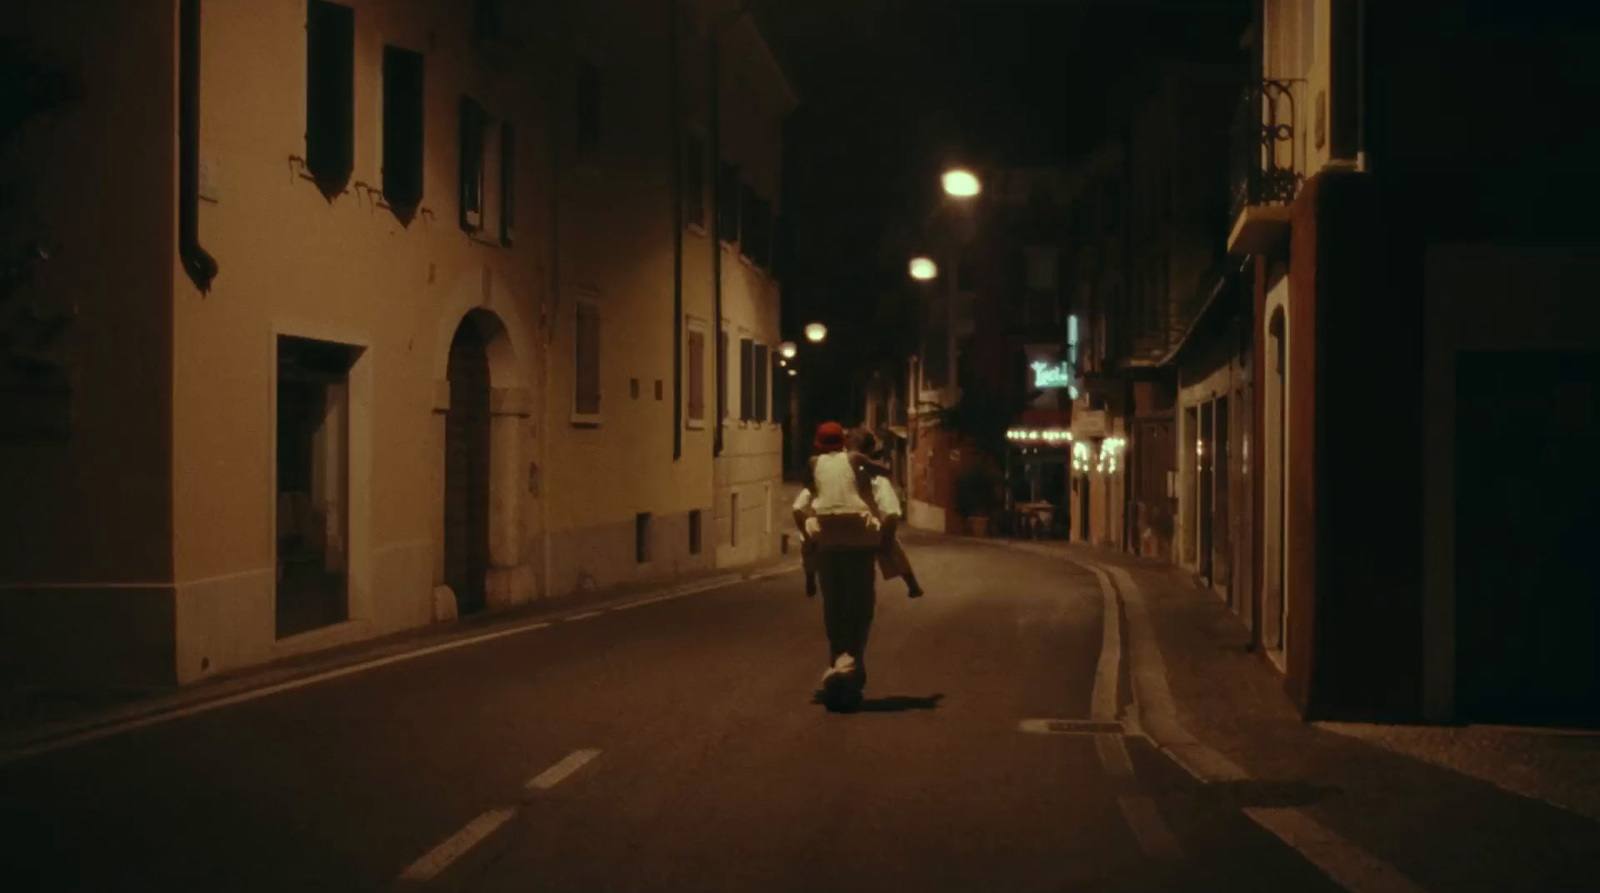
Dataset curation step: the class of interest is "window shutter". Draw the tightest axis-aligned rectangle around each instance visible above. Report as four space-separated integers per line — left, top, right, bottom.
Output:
306 1 355 198
687 329 705 422
382 46 426 218
500 122 516 245
459 96 484 232
739 338 754 420
575 303 601 416
718 329 729 419
754 343 769 421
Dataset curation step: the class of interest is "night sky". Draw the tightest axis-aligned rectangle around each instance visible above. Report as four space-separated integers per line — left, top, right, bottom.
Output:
754 0 1250 427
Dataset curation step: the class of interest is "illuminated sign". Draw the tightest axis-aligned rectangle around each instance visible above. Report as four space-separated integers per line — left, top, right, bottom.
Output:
1031 361 1073 389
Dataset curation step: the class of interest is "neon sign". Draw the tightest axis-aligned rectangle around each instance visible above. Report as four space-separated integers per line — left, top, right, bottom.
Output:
1031 361 1074 389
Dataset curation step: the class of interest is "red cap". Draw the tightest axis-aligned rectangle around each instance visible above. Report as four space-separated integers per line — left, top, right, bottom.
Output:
813 421 846 452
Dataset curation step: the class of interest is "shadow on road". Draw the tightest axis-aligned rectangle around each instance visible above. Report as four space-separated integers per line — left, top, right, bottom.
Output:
810 692 945 713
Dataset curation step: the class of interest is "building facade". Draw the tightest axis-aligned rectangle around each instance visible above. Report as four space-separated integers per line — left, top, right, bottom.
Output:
0 0 793 688
1212 0 1600 724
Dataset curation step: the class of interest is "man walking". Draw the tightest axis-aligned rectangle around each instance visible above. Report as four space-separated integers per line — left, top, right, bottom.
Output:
793 421 903 711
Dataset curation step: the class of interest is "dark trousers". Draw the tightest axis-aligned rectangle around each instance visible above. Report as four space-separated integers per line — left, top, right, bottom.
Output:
818 548 878 676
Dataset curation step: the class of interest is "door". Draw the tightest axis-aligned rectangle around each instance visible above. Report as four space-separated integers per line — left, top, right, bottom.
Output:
1214 395 1232 597
1456 350 1600 726
445 321 492 615
1198 401 1214 582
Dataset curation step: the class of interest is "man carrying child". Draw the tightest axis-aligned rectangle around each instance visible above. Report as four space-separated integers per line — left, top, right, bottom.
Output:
792 421 920 711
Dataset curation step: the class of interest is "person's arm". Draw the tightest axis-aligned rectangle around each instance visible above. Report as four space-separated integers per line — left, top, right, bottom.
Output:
792 488 814 539
853 451 893 479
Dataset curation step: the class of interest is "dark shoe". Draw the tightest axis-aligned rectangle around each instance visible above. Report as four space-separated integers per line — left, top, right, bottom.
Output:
906 576 924 599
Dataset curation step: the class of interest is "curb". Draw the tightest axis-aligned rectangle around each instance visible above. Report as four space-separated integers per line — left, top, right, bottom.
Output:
0 559 802 764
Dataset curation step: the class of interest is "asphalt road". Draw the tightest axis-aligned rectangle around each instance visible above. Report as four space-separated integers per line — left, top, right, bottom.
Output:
0 536 1346 893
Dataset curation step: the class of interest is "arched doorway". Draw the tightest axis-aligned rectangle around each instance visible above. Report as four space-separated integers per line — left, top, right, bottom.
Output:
445 317 492 615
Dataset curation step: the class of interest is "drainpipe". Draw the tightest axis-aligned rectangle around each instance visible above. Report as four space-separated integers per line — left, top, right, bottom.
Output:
541 33 564 603
178 0 218 292
1355 0 1368 171
670 0 684 460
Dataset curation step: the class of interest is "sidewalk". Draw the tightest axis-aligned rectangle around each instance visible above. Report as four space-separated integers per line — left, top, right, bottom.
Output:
999 536 1600 893
0 553 802 754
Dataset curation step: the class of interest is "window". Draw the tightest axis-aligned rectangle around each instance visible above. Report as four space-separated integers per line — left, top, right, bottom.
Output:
770 214 785 280
957 248 976 291
635 512 652 563
576 59 601 156
306 1 354 197
687 326 706 427
717 162 740 243
688 509 703 555
754 343 769 421
500 123 515 245
473 0 504 41
739 183 759 260
684 131 706 229
459 97 485 232
1024 247 1058 291
718 328 730 419
382 46 425 219
739 337 755 420
574 301 601 421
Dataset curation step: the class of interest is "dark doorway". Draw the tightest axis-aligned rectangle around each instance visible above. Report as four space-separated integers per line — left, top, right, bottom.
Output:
276 335 360 639
1198 401 1215 584
1456 350 1600 727
1214 395 1232 597
446 318 493 616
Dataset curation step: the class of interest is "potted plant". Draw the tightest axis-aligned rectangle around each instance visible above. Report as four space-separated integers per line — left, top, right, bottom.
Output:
954 462 1000 537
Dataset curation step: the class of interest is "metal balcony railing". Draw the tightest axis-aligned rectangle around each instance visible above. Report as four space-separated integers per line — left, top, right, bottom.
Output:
1230 79 1305 224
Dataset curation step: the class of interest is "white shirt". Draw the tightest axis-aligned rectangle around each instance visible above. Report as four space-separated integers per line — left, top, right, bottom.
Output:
793 452 902 519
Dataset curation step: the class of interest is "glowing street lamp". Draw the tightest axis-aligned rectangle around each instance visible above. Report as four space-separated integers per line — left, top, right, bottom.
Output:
787 368 798 377
804 322 828 343
909 257 938 281
779 341 798 359
942 168 981 198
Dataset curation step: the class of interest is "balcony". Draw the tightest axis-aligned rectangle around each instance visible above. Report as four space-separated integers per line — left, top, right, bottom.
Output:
1227 79 1305 256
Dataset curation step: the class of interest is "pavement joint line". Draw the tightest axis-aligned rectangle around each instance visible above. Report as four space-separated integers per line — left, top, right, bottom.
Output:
0 562 802 768
1116 794 1184 858
1096 732 1137 781
395 807 519 886
1090 560 1122 724
527 748 601 790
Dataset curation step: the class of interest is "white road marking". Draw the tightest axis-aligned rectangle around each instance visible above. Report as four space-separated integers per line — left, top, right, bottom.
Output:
1088 565 1123 723
527 748 601 790
1244 807 1427 893
565 610 605 622
396 807 518 884
0 565 805 767
1096 732 1136 781
1117 794 1183 858
0 621 549 767
1088 558 1428 893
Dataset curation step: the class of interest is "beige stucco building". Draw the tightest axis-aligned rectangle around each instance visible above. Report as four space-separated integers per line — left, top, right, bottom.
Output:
0 0 793 688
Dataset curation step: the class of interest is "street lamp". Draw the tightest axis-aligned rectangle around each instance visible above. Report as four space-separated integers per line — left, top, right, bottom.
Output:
787 368 798 377
805 322 827 343
779 341 798 359
942 168 981 198
909 256 938 281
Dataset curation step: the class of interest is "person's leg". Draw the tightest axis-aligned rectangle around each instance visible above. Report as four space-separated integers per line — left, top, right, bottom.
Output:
817 552 851 666
840 549 878 690
894 540 923 598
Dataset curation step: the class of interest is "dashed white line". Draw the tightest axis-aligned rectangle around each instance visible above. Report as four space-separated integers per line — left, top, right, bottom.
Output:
565 610 605 622
1095 732 1136 781
395 748 602 886
527 748 601 790
1088 564 1123 723
396 807 518 884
